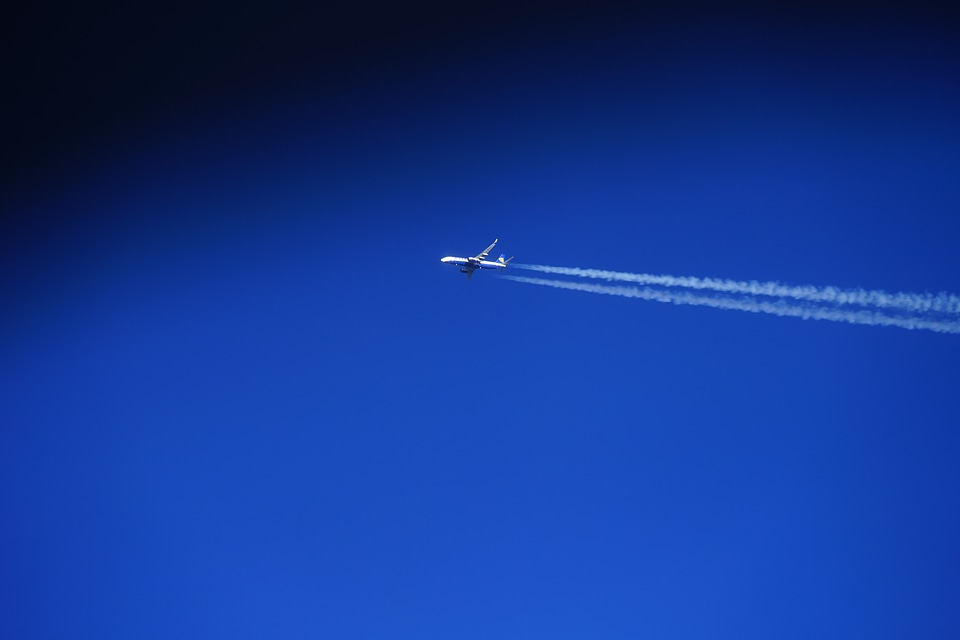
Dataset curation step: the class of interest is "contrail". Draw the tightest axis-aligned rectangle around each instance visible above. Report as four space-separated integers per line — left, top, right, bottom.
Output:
501 275 960 334
512 264 960 314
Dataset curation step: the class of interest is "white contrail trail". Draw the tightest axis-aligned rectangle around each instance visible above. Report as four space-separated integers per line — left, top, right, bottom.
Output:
512 264 960 314
501 275 960 334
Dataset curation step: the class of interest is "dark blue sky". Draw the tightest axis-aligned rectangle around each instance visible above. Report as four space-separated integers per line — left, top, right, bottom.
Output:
3 3 960 638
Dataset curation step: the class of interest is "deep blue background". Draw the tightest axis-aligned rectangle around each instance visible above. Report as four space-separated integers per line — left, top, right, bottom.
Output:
3 3 960 638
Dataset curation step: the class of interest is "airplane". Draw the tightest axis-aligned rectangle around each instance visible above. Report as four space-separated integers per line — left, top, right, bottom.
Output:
441 238 514 280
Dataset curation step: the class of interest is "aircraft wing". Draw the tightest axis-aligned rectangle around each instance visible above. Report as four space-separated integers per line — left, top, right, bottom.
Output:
473 238 498 261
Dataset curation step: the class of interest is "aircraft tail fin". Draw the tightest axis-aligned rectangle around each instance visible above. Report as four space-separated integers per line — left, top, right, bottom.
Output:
498 254 514 266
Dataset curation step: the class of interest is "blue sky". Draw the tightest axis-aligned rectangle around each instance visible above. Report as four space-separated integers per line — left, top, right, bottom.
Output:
3 4 960 638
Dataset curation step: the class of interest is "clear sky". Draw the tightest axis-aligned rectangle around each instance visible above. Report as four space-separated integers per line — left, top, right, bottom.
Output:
3 3 960 638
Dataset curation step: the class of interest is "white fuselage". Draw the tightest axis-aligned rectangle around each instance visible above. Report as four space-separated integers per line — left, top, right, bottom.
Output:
440 256 507 271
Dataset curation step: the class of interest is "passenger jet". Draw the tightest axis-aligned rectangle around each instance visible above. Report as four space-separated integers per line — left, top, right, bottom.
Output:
441 238 514 280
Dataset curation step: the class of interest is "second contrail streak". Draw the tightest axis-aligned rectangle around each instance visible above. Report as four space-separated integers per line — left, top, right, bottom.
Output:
501 275 960 334
512 264 960 314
